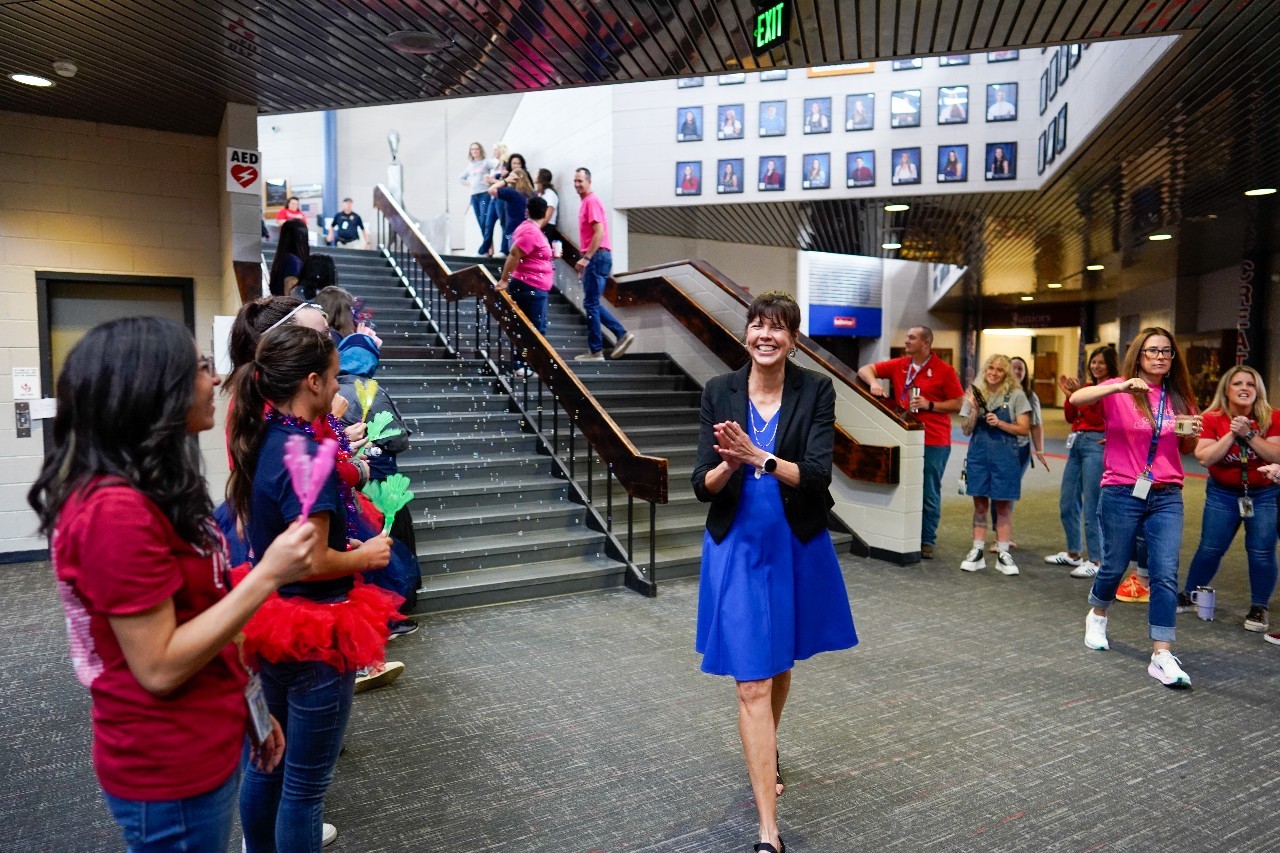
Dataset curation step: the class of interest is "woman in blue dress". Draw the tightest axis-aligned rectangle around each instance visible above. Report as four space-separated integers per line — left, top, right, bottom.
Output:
692 291 858 853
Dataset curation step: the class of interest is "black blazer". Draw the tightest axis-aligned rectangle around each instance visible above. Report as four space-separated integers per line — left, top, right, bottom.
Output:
692 361 836 544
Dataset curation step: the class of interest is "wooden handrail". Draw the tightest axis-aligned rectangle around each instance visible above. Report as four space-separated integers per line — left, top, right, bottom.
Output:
372 186 668 504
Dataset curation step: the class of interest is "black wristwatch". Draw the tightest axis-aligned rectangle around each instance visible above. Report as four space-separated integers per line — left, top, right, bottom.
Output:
763 455 778 474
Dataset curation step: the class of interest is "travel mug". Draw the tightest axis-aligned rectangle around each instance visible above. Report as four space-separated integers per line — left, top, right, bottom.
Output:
1190 586 1216 621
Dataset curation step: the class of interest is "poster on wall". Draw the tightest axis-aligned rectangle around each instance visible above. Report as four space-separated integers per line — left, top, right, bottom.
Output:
801 154 830 189
891 147 921 184
985 142 1016 180
758 156 786 190
717 104 745 139
803 97 832 133
1055 104 1068 154
986 83 1018 121
1039 70 1049 115
845 93 874 130
761 69 789 81
716 158 744 194
892 58 923 71
940 54 970 66
937 85 969 124
676 107 703 142
988 50 1019 62
846 150 875 187
677 77 704 88
675 161 702 196
1045 118 1057 164
938 145 968 182
1057 45 1071 84
1069 43 1082 67
1036 131 1047 174
890 89 921 127
718 73 746 85
759 100 787 136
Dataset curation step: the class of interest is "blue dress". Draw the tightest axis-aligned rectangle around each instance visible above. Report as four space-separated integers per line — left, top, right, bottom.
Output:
695 405 858 681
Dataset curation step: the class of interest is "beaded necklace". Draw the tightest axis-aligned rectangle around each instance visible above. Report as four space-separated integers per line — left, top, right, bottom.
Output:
748 400 780 450
266 408 360 540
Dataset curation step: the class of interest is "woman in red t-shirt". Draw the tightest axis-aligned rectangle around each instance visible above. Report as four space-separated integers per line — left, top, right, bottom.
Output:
28 316 317 852
1181 365 1280 633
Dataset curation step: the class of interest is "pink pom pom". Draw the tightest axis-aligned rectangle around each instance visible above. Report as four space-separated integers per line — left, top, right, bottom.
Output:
300 439 338 519
282 434 312 516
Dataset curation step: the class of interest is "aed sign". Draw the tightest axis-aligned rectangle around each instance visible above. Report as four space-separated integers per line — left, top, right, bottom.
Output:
751 0 790 55
226 147 262 195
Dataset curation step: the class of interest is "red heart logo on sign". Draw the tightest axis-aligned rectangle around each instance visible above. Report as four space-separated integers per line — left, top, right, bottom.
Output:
231 164 258 188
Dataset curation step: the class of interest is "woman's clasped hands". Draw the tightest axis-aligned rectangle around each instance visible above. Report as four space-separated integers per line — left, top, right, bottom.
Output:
713 420 765 470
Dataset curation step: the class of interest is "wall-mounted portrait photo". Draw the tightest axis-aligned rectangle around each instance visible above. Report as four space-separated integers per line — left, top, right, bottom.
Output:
1055 104 1068 154
891 147 921 185
985 142 1016 180
845 93 874 130
677 77 704 88
760 69 789 81
846 150 875 187
717 104 745 140
803 97 832 134
939 55 970 66
676 107 703 142
986 83 1018 122
938 85 969 124
987 50 1019 62
892 58 923 71
802 153 831 189
675 161 702 196
938 144 968 182
716 158 744 194
890 90 921 127
758 156 786 191
759 100 787 137
718 72 746 85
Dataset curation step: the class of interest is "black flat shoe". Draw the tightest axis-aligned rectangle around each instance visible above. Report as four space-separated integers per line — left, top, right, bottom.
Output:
753 839 785 853
775 750 784 797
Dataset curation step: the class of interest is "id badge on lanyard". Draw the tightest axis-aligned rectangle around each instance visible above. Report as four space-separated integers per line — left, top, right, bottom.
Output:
245 672 272 745
1132 384 1168 501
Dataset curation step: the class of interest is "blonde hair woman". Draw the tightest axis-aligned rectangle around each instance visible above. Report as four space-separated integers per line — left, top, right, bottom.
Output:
958 354 1031 575
478 143 510 256
1181 365 1280 635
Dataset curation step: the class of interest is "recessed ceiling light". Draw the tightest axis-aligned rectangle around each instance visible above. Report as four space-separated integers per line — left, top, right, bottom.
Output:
9 73 54 87
1047 282 1062 289
881 241 902 250
1244 188 1277 197
1020 295 1034 301
1148 233 1173 241
884 203 910 212
1086 264 1105 271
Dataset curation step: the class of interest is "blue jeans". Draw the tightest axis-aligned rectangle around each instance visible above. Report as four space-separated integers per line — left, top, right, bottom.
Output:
478 194 499 254
508 279 549 368
1058 431 1105 559
470 193 492 253
922 444 950 547
580 249 626 354
1089 485 1184 642
1184 481 1278 607
103 768 239 853
240 661 356 853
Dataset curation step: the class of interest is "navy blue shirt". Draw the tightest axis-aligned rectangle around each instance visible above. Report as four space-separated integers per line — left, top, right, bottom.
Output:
331 211 365 244
249 420 352 600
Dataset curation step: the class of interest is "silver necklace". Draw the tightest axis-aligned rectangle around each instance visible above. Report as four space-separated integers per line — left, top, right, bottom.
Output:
749 400 779 449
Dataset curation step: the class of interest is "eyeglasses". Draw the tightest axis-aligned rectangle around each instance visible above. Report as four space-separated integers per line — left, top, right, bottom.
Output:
197 354 218 377
1140 347 1175 359
265 302 329 333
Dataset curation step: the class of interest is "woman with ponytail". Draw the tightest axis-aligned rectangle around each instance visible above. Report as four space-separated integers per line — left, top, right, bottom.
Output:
228 324 398 852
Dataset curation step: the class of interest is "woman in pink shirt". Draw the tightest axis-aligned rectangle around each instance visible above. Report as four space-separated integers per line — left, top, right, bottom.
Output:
1069 328 1201 688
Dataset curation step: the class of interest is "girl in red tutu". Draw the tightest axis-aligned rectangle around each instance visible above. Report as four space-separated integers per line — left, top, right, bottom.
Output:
228 324 399 852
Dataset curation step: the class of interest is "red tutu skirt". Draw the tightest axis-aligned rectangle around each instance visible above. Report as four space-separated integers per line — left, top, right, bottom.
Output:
233 566 404 672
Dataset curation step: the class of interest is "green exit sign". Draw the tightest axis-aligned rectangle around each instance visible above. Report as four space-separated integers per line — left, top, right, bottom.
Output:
751 0 790 55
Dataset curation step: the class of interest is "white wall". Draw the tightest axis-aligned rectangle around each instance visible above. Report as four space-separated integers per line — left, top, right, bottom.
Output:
628 233 796 298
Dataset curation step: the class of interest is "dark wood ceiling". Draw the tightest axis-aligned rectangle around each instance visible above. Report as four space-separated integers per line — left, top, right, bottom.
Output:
1 0 1272 303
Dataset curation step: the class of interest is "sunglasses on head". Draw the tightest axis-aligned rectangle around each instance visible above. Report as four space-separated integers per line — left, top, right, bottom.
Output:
265 302 329 333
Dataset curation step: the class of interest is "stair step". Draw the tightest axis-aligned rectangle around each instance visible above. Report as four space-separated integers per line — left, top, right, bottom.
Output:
398 453 550 482
414 499 587 537
417 526 608 574
417 554 623 612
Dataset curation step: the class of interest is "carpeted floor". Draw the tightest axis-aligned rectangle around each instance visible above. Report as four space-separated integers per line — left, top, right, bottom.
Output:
6 419 1280 852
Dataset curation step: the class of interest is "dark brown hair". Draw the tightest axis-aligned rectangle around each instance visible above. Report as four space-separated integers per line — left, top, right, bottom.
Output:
227 296 303 382
1119 327 1197 420
315 286 356 337
1087 344 1119 385
746 291 801 337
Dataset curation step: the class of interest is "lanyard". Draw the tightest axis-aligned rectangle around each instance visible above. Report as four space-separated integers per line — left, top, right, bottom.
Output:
901 356 930 405
1143 383 1168 475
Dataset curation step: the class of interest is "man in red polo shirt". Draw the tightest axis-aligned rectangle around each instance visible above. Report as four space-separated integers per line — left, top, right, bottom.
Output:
858 326 965 559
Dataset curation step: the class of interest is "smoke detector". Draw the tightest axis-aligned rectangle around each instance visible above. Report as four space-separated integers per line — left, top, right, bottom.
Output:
52 60 77 78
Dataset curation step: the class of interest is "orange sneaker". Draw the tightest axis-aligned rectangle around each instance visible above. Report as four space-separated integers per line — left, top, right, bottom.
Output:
1115 572 1150 603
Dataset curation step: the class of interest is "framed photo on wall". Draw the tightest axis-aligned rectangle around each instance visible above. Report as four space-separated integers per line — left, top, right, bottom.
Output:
675 161 702 196
758 156 786 191
890 147 921 185
1069 43 1082 68
892 58 923 71
1057 45 1070 84
802 97 832 134
846 150 875 187
760 69 789 81
1045 117 1058 164
1039 70 1049 115
759 100 787 136
939 54 970 66
677 77 704 88
937 144 968 182
1037 132 1047 175
1048 53 1060 100
718 72 746 85
717 104 745 139
845 93 874 130
801 153 831 189
1055 104 1068 154
985 142 1016 180
716 158 744 194
988 50 1019 62
938 85 969 124
676 107 703 142
986 83 1018 121
890 89 921 127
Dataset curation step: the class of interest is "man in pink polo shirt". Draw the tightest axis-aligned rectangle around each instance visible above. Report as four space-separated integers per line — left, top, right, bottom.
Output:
572 167 636 362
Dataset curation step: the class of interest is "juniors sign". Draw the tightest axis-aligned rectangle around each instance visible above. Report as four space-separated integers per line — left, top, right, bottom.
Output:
226 147 262 195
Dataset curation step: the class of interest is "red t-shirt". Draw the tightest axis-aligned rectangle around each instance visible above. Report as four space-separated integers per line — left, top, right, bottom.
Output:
873 355 964 447
275 207 307 223
52 483 247 800
1200 409 1280 489
1064 396 1106 431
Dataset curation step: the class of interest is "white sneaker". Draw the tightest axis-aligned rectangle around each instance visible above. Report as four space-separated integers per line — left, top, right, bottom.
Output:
1044 551 1083 566
323 823 338 846
609 331 636 359
1148 650 1191 688
1084 610 1110 650
960 547 986 572
1070 560 1100 578
995 551 1019 575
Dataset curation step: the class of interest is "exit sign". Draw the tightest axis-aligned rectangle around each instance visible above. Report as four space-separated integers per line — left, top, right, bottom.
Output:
752 0 790 55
